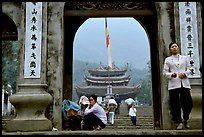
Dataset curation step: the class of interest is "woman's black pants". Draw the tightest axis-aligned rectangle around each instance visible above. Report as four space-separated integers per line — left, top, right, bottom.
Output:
83 113 106 130
169 87 193 124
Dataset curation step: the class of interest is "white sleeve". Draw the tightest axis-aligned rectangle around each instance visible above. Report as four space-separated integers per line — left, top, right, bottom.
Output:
163 58 173 79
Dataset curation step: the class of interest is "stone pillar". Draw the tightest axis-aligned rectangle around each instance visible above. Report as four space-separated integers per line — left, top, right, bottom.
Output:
174 2 202 130
6 2 53 132
157 2 202 130
156 2 174 130
188 80 202 129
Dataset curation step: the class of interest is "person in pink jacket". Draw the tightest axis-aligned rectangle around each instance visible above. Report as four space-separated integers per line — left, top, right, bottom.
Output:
163 42 193 130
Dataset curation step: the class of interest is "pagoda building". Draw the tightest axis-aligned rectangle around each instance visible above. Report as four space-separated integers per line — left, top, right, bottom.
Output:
75 63 141 100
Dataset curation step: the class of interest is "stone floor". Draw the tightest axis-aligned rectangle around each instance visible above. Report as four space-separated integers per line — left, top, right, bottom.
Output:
2 129 202 135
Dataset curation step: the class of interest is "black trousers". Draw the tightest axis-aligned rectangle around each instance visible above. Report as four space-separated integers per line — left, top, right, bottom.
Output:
130 116 136 126
83 113 106 130
169 86 193 124
115 104 120 115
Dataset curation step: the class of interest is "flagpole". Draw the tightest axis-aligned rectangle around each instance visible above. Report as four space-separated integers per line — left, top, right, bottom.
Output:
108 66 111 95
105 17 111 96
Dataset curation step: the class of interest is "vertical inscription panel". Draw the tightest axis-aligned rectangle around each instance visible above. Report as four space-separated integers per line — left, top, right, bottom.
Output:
179 2 200 78
24 2 42 78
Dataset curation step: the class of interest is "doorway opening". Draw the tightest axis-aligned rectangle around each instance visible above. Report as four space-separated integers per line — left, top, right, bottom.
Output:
63 1 161 129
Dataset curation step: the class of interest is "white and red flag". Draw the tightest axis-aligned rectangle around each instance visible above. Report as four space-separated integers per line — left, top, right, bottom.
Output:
105 17 113 69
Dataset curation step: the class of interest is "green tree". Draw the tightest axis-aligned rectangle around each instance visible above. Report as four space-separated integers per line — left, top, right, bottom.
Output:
2 41 18 93
137 61 152 105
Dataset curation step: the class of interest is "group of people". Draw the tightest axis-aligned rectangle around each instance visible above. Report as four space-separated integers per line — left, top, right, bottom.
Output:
66 42 196 131
77 94 118 130
79 94 122 130
79 94 138 130
77 93 139 130
104 95 138 127
65 42 198 131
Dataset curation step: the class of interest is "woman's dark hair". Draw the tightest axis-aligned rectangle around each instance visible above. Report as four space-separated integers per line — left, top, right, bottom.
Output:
89 94 97 102
169 42 179 50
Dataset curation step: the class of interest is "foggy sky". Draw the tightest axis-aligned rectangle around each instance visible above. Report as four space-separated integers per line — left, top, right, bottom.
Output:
73 17 150 69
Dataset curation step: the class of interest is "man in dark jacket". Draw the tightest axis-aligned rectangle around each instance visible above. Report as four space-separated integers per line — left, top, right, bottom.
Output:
114 94 121 117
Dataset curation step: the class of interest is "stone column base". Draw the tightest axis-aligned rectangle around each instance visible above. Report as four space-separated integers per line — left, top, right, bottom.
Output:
6 84 53 132
6 119 52 132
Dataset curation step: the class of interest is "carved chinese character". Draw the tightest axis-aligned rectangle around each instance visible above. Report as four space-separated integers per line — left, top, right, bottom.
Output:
30 61 36 68
186 25 192 32
185 9 192 15
190 68 195 75
187 42 193 49
184 2 190 7
31 34 37 41
186 17 191 23
31 17 37 23
32 2 37 6
31 43 36 50
187 50 194 58
31 52 36 59
31 8 37 14
31 25 37 31
190 60 194 66
187 34 192 41
30 70 36 76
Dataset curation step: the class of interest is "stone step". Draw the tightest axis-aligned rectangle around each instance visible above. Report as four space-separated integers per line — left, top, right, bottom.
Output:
106 122 153 128
115 122 153 125
108 123 153 126
2 115 15 130
105 126 153 129
114 116 153 120
110 116 153 121
115 117 153 120
106 116 153 129
115 118 153 123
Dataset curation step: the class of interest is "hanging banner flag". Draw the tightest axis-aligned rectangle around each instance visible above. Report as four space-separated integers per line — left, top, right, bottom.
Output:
105 17 113 69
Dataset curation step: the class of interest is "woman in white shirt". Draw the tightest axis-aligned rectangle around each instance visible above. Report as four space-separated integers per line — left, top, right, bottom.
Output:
163 42 193 130
83 94 107 130
128 104 137 126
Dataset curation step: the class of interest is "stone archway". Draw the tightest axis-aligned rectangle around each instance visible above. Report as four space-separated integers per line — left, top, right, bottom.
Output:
2 13 18 40
3 2 201 132
63 1 162 129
